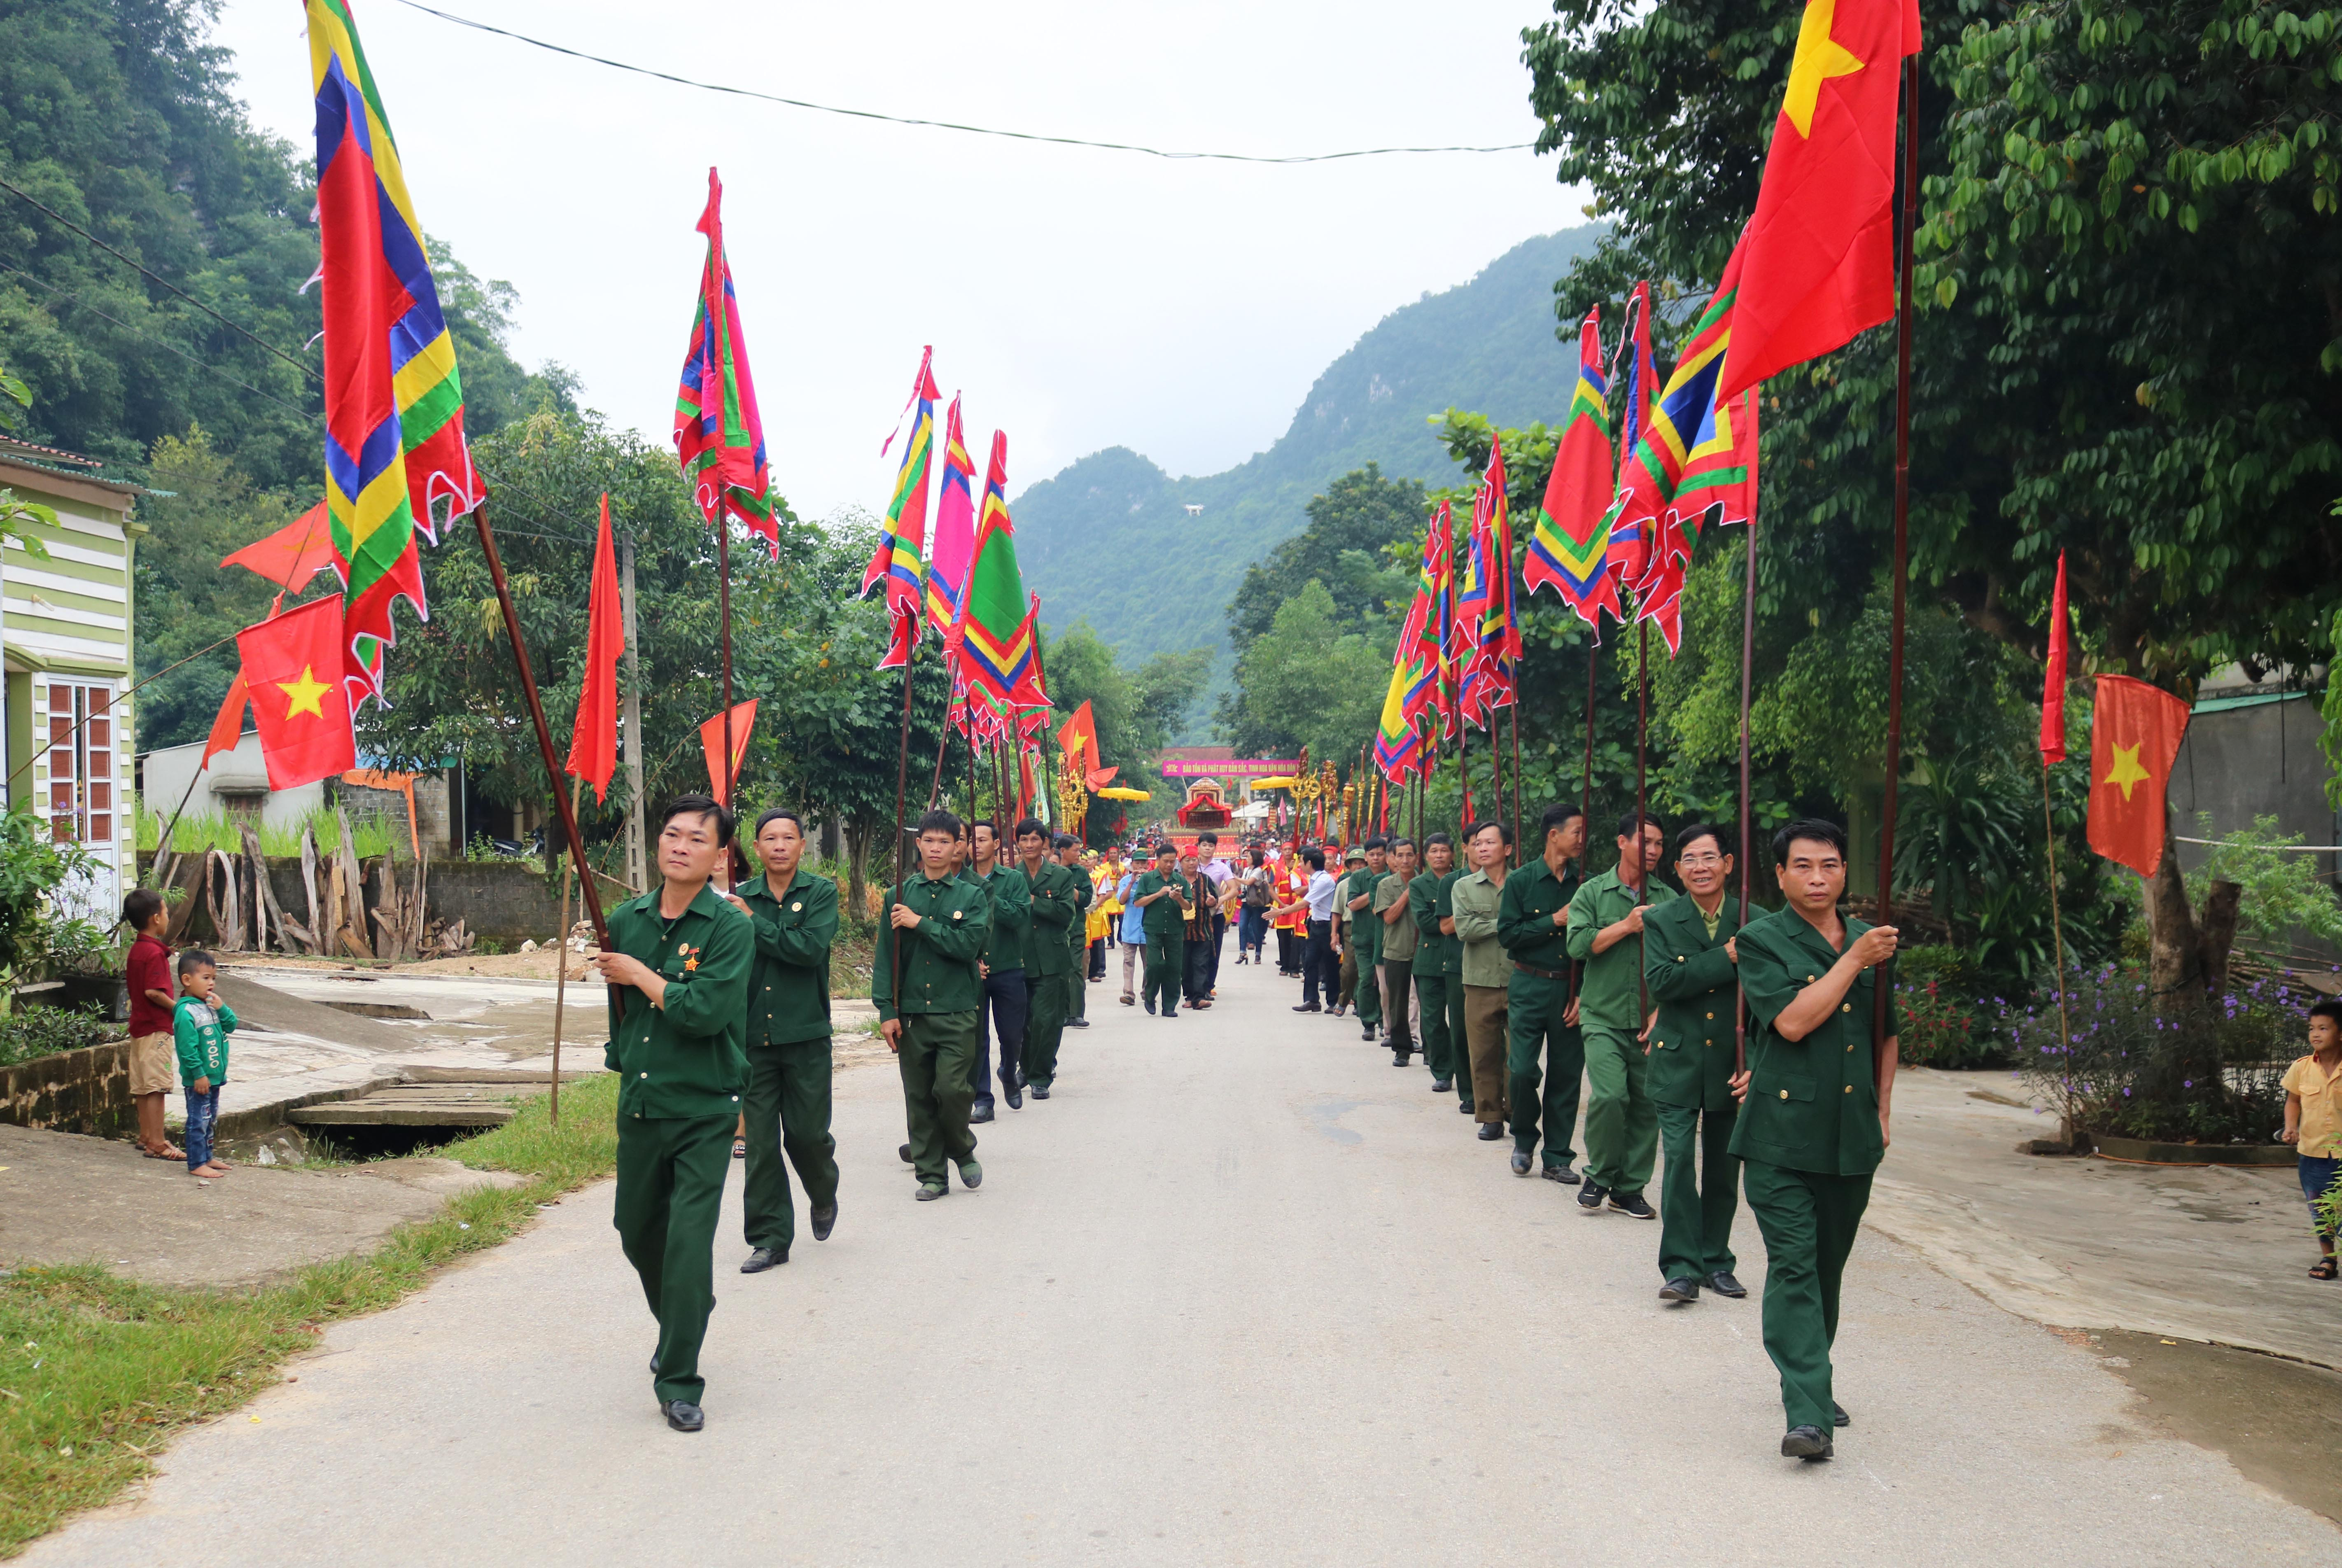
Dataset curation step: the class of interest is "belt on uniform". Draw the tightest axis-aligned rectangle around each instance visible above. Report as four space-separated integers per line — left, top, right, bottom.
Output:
1513 960 1568 981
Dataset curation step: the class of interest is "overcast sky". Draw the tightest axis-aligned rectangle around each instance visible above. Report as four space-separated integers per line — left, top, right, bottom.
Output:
210 0 1586 521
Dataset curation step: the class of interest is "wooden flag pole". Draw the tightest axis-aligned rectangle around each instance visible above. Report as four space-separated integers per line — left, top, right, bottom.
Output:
717 513 737 852
1635 617 1650 1017
1735 519 1759 1078
2040 753 2075 1120
549 773 580 1128
1873 52 1921 1099
888 642 915 1005
1509 700 1524 866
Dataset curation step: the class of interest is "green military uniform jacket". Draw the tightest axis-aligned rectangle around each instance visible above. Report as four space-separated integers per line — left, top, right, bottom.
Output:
969 862 1030 971
735 870 838 1047
1407 870 1453 976
1498 858 1577 985
1449 868 1510 988
1726 905 1903 1176
1642 894 1742 1111
1564 869 1678 1033
1133 868 1193 940
871 870 992 1022
1345 869 1388 963
604 882 755 1121
1065 863 1094 959
1374 873 1417 965
1022 859 1083 975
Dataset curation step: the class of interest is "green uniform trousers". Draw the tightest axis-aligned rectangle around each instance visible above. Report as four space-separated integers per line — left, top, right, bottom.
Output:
741 1036 839 1258
1654 1101 1739 1282
1024 972 1068 1088
1741 1159 1872 1434
1463 983 1509 1125
1381 963 1415 1059
1337 947 1358 1012
1352 942 1383 1025
1143 934 1184 1013
615 1111 735 1405
1582 1025 1657 1196
895 1010 980 1186
1414 973 1471 1106
1066 964 1086 1021
1506 973 1582 1170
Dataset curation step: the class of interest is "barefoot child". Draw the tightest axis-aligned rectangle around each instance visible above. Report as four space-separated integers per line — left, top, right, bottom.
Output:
172 950 236 1179
121 889 182 1161
2281 1000 2342 1280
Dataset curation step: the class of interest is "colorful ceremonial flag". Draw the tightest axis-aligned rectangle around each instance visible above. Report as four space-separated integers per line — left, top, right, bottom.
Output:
1398 502 1456 737
1618 245 1750 590
1526 308 1622 632
1607 284 1661 595
2085 675 2187 878
861 348 941 668
565 494 623 804
222 501 340 608
1716 0 1924 401
952 431 1039 712
2041 551 2070 766
926 395 977 639
700 698 759 803
307 0 483 707
1458 439 1518 727
672 169 779 555
238 595 357 790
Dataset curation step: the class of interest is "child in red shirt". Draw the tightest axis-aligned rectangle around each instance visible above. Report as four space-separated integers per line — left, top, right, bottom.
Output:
121 888 180 1160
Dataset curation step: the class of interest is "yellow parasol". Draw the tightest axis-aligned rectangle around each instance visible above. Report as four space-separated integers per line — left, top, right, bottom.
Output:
1249 775 1300 791
1097 786 1151 801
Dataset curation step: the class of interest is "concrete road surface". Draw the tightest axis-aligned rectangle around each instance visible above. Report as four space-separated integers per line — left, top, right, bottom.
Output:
26 956 2336 1565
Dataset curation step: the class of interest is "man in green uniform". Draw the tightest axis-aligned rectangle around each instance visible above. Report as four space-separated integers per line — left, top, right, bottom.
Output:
1409 833 1464 1096
1374 838 1419 1065
1499 804 1585 1183
874 808 994 1202
1058 835 1092 1029
591 795 755 1433
966 819 1031 1120
1729 818 1899 1461
1642 823 1746 1304
1343 838 1390 1042
1131 842 1190 1019
728 807 840 1274
1017 818 1080 1094
1451 818 1516 1140
1564 811 1675 1218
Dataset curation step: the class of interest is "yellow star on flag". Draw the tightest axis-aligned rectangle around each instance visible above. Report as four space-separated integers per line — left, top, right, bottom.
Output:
277 664 331 721
1782 0 1868 138
2101 740 2151 801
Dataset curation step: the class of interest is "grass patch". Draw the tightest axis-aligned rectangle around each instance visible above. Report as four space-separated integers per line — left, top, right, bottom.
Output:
0 1073 620 1557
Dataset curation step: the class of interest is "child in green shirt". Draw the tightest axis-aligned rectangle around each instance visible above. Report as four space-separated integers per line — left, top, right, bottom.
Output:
172 949 237 1179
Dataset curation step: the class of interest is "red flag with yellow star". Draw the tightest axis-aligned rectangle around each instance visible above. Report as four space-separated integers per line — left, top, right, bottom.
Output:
2085 674 2189 878
236 596 357 789
1717 0 1922 401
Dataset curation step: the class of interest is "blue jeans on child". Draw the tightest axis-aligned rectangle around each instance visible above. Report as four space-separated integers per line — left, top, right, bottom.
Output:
184 1084 221 1171
2301 1154 2340 1236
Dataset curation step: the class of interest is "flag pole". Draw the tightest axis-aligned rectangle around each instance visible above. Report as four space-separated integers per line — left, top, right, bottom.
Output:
886 642 915 1011
472 501 611 959
1873 52 1921 1098
2040 753 2075 1127
549 773 580 1128
716 511 737 887
1635 617 1649 1019
1736 519 1759 1079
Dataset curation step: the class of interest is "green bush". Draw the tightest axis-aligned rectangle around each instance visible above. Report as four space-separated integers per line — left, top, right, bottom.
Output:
0 1003 108 1069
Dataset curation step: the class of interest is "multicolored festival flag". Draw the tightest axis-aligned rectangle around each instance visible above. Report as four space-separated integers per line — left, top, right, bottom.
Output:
951 431 1039 721
1399 502 1456 739
1525 308 1621 632
926 395 977 640
1717 0 1924 401
1458 438 1519 728
1606 283 1661 596
861 348 941 669
306 0 483 707
672 169 779 555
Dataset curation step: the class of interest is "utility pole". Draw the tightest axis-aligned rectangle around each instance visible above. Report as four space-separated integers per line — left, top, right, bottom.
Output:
620 527 649 894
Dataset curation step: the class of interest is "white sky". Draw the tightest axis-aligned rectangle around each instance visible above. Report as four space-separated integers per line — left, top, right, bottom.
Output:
210 0 1586 520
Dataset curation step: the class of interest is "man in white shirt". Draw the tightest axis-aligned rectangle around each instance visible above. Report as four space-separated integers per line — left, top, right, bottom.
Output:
1275 846 1343 1013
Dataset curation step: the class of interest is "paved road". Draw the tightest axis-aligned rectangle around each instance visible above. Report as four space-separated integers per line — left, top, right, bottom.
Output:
29 956 2335 1565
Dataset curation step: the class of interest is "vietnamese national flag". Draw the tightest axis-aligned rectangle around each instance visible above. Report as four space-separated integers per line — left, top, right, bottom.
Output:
700 698 758 803
2040 551 2069 765
2085 674 2188 879
1716 0 1924 401
237 595 357 790
565 494 624 803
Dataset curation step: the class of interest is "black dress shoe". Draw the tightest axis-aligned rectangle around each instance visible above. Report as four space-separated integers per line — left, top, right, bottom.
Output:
1004 1083 1023 1110
664 1400 705 1433
1476 1122 1504 1141
1067 1017 1089 1028
1510 1148 1533 1176
1577 1181 1608 1211
1608 1190 1657 1220
898 1142 913 1164
1659 1276 1701 1303
650 1353 660 1375
1833 1401 1850 1428
1360 1024 1376 1041
1708 1270 1747 1298
1781 1426 1832 1461
970 1103 995 1124
811 1202 837 1241
1458 1100 1476 1115
1430 1077 1453 1092
1542 1163 1583 1186
1143 999 1155 1015
739 1247 785 1274
1392 1052 1412 1067
1292 1004 1321 1013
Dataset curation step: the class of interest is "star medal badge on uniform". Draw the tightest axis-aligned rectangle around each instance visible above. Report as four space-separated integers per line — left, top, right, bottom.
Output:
681 943 702 973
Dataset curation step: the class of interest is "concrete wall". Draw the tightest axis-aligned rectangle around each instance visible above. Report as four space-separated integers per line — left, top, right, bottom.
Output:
140 733 325 836
0 1037 133 1137
2169 679 2340 965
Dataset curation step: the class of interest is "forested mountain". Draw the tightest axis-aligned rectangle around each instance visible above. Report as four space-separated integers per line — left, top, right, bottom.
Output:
1011 226 1605 669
